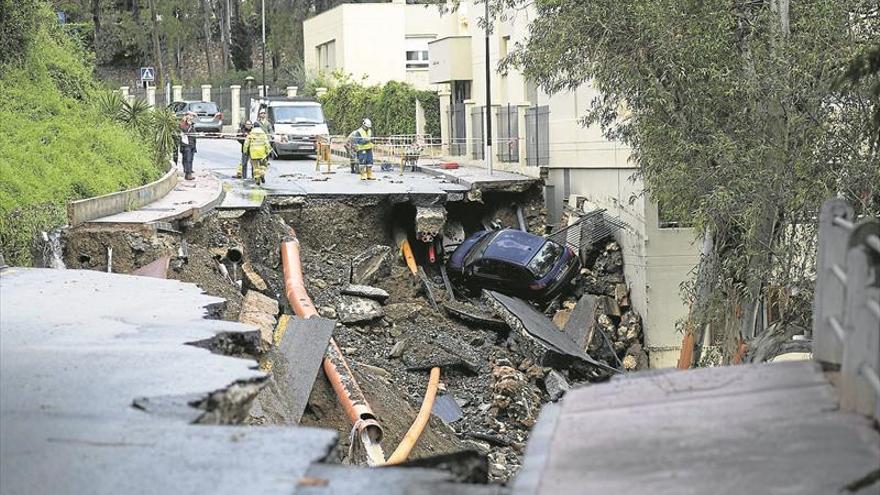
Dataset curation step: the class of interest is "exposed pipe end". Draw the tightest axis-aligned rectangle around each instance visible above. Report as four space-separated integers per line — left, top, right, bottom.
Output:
359 417 383 444
226 246 244 264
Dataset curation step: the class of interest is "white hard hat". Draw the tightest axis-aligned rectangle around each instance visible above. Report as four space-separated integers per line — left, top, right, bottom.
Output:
362 118 372 129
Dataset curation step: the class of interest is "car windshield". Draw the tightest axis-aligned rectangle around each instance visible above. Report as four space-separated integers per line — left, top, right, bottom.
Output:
271 106 324 124
464 231 500 266
189 102 218 114
527 241 564 278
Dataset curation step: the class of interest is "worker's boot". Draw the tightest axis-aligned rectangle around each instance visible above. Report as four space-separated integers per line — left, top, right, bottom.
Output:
366 166 374 180
359 167 368 180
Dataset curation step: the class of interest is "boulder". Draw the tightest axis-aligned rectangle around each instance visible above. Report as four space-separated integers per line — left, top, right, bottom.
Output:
544 369 571 401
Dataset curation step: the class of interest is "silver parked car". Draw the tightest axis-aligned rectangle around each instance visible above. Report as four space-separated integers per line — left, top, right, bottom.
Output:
168 101 223 133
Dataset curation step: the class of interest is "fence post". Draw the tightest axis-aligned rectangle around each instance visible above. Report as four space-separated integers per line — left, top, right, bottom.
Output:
840 220 880 419
518 102 530 168
813 199 855 364
119 86 130 103
146 86 156 108
201 84 212 101
230 85 241 130
172 85 183 102
438 88 451 156
463 99 475 158
286 86 298 98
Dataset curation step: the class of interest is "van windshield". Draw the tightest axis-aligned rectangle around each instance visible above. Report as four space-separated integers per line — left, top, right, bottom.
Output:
270 106 324 124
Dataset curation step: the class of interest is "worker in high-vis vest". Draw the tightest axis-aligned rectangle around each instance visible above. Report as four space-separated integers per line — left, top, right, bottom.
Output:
243 122 271 185
352 118 375 180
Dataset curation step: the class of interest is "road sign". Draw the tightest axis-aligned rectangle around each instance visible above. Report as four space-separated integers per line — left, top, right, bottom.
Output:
140 67 155 82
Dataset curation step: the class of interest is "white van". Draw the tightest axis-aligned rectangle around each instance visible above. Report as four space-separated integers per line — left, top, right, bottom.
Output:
249 97 329 157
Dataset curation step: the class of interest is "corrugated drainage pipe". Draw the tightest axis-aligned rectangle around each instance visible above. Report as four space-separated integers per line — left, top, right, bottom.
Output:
280 229 384 450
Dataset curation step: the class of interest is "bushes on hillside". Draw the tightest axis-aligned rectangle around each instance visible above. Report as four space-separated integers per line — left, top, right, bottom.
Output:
0 0 40 66
0 4 162 266
315 74 441 137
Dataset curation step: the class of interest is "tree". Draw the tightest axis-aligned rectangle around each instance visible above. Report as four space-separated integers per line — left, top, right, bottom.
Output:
501 0 879 361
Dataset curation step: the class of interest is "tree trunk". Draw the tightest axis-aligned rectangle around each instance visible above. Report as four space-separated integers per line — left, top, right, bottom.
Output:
200 0 214 79
91 0 101 45
146 0 165 86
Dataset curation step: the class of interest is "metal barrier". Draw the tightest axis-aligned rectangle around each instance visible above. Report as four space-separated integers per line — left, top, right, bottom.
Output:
548 209 628 263
813 198 880 420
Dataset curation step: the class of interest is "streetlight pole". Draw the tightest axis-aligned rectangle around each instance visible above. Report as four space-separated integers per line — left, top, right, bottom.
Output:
261 0 267 98
484 0 493 175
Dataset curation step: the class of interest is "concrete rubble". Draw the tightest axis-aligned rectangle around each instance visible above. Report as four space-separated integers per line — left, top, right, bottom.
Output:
350 244 393 285
239 290 280 344
336 296 385 324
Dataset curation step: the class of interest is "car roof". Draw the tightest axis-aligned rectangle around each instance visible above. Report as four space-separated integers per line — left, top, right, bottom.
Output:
482 229 546 265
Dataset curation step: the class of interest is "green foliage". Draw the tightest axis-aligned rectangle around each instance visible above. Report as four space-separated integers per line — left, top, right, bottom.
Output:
316 73 441 137
0 8 161 266
0 0 41 66
504 0 879 348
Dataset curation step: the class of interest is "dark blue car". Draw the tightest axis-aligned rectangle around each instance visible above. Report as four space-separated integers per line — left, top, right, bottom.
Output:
447 229 581 300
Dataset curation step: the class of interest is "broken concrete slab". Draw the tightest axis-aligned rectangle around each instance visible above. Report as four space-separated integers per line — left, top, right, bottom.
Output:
350 245 393 285
337 296 385 324
0 267 339 495
242 261 269 292
415 206 447 242
562 294 603 351
239 290 280 344
485 291 617 374
341 284 390 302
443 300 508 330
259 317 335 425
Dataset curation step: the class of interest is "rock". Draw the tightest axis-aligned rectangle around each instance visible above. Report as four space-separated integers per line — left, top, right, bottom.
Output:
389 339 408 358
616 311 642 348
491 365 541 428
552 308 572 329
598 295 621 317
311 278 328 291
614 282 630 309
470 336 485 347
337 296 384 324
341 284 390 302
388 324 402 338
318 306 337 319
385 302 423 322
544 370 570 401
488 462 507 480
341 347 358 355
238 291 279 344
241 262 269 292
350 245 393 285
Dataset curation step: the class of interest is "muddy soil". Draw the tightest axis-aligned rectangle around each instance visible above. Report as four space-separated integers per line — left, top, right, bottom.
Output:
58 185 643 484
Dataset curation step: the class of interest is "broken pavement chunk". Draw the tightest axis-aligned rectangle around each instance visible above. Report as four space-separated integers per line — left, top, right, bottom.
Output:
350 245 393 285
341 284 390 302
415 206 447 242
443 300 508 330
337 296 385 324
432 394 464 423
485 290 617 374
238 290 279 344
241 261 268 292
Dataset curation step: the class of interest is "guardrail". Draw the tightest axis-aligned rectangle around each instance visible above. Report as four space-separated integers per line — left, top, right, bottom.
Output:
813 198 880 420
67 164 178 227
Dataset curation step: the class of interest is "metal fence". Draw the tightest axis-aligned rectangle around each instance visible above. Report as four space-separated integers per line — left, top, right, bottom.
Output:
182 88 201 101
471 106 484 160
548 208 628 264
497 104 519 162
525 105 550 166
813 198 880 421
449 103 467 156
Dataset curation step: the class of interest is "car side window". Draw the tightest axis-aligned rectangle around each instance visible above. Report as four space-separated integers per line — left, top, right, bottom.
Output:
474 260 505 278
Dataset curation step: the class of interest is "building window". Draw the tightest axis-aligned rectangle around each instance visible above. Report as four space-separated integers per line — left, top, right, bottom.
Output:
406 50 429 69
316 40 336 72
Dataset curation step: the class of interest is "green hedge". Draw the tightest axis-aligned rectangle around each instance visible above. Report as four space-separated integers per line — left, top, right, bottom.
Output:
0 4 161 266
317 77 441 137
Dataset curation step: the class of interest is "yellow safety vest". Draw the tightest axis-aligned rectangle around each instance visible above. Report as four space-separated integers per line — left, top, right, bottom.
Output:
356 128 373 151
245 129 271 160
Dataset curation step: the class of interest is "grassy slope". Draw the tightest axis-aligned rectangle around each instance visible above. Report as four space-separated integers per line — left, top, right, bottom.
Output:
0 17 162 265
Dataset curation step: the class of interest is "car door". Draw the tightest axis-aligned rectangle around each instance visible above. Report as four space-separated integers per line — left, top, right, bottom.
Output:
471 259 507 291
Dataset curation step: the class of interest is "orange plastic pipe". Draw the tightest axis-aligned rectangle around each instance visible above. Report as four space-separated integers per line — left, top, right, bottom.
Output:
281 229 383 443
400 239 418 276
385 366 440 465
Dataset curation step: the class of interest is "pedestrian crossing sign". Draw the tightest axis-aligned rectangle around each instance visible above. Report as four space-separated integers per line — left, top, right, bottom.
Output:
140 67 155 82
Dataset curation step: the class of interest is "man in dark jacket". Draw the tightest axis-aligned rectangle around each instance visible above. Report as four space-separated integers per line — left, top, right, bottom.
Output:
174 111 197 180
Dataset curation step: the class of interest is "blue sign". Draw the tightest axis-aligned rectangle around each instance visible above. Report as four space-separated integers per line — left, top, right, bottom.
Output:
140 67 155 82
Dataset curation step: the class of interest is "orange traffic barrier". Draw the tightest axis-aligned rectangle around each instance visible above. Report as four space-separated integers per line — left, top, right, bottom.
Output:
281 229 383 445
385 366 440 465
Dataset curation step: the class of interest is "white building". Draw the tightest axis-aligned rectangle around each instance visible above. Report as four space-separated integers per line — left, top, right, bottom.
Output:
303 0 449 90
304 1 700 367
